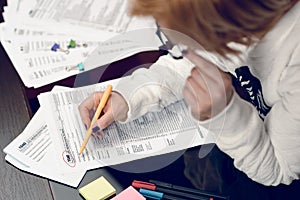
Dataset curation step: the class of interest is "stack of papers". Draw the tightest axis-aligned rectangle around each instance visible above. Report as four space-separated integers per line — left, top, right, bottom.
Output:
3 78 215 187
0 0 162 88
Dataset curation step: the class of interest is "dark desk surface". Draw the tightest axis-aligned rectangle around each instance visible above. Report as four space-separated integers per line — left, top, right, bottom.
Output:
2 39 300 200
0 43 53 199
1 1 300 196
0 33 192 200
0 39 196 200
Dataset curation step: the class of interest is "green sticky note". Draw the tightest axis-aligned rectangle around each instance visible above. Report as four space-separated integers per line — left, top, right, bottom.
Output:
79 176 116 200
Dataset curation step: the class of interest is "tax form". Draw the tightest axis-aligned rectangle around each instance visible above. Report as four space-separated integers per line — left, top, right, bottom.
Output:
3 108 86 187
1 0 161 88
0 36 96 88
6 0 155 33
4 80 214 187
38 79 214 173
0 30 160 88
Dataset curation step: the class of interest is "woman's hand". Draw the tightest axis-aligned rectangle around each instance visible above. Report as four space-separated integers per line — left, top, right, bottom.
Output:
183 50 233 121
78 91 129 137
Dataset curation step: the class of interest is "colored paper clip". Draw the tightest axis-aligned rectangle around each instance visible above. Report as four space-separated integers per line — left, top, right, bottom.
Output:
65 62 84 72
139 188 163 200
68 39 88 48
132 180 156 190
51 43 69 54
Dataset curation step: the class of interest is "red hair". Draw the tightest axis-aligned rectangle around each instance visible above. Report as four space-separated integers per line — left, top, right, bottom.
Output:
129 0 299 56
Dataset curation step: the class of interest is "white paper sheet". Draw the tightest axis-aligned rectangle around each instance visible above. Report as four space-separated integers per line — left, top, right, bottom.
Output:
5 154 86 187
3 80 215 187
0 30 161 88
38 78 214 173
3 109 86 187
1 0 161 88
7 0 155 32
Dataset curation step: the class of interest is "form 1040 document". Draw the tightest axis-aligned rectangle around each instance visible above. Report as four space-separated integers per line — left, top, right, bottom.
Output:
38 79 215 173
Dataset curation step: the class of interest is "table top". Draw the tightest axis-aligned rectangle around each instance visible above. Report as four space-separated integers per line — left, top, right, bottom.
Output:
1 1 300 195
0 43 54 200
0 39 196 199
2 39 300 199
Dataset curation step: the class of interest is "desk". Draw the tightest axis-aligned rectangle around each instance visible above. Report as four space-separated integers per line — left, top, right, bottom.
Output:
2 41 300 200
0 2 220 199
1 9 300 199
0 43 53 199
0 39 196 200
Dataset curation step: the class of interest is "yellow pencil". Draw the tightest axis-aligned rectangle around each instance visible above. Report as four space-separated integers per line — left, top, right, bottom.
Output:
79 84 113 154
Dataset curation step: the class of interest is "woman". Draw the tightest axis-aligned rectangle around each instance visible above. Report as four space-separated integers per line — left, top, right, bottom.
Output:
79 0 300 188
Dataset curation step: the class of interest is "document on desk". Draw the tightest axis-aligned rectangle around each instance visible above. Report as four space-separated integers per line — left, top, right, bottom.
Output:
38 79 214 173
1 0 162 88
0 31 160 88
7 0 153 33
3 108 86 187
0 35 96 88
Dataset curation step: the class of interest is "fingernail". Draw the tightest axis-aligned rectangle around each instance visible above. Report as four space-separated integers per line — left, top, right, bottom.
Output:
181 49 188 55
92 126 100 133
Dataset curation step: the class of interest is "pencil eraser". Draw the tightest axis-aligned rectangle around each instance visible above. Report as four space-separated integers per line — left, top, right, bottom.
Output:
79 176 116 200
111 186 146 200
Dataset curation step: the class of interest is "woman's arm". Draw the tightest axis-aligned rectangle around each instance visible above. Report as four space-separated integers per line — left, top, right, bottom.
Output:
78 53 193 131
114 53 194 122
198 65 300 186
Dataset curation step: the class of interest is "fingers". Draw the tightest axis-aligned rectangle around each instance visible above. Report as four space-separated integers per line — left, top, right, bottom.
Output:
92 111 115 131
91 125 103 140
78 96 93 129
79 91 129 141
183 72 210 120
183 72 202 107
182 50 234 121
91 111 115 139
79 91 120 132
78 92 103 128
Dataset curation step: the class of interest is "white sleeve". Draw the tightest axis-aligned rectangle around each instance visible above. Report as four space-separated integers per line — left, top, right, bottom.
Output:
114 54 194 122
198 64 300 186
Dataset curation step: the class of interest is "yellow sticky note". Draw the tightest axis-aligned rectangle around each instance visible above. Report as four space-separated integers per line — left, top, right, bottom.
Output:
79 176 116 200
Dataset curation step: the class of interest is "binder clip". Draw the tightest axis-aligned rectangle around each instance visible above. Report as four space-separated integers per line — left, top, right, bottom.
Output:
67 39 88 48
51 43 70 54
65 62 85 72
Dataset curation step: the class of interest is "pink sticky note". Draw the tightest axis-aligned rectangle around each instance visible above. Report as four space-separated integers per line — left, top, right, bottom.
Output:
111 186 146 200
